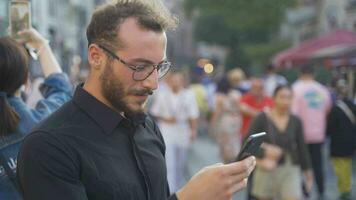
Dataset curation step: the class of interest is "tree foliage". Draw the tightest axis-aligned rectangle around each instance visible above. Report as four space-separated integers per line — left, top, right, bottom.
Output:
184 0 297 72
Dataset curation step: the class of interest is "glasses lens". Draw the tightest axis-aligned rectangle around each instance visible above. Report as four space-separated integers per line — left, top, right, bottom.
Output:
133 65 154 81
133 62 171 81
157 62 171 78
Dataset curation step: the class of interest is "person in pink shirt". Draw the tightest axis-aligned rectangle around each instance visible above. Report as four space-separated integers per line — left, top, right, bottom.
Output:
291 66 332 200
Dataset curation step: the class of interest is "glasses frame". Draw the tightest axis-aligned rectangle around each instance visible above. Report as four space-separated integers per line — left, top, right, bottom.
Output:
98 44 171 81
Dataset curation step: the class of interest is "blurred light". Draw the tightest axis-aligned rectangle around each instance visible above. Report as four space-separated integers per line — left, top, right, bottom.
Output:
197 58 210 68
204 63 214 74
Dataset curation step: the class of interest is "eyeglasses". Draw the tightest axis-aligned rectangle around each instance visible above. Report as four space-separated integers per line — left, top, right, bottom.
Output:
98 45 172 81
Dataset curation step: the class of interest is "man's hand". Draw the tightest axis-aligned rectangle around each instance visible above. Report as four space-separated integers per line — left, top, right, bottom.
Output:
176 156 256 200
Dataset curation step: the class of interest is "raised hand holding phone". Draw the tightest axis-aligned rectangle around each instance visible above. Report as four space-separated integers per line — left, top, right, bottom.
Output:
9 0 41 60
174 133 262 200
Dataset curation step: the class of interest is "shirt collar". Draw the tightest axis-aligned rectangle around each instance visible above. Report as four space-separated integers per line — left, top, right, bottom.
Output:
73 85 123 134
73 85 147 134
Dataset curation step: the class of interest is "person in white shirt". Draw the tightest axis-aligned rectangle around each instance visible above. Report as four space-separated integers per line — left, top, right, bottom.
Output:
150 69 199 193
263 64 287 97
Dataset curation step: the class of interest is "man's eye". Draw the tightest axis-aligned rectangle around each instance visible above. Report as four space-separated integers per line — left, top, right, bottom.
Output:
135 65 150 71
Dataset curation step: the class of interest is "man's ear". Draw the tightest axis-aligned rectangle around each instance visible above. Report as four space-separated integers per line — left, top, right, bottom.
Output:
88 44 104 70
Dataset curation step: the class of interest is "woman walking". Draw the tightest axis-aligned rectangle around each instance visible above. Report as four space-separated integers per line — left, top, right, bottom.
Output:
247 85 313 200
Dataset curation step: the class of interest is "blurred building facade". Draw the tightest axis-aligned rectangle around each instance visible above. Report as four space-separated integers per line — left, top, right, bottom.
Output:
279 0 356 98
1 0 196 72
281 0 356 46
0 0 10 36
0 0 104 74
165 0 196 67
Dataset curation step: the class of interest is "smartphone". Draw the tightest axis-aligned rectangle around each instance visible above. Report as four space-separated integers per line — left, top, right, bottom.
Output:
9 0 31 38
235 132 266 161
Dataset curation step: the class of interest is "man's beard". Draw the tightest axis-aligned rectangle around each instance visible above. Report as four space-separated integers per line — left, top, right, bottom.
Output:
99 62 152 115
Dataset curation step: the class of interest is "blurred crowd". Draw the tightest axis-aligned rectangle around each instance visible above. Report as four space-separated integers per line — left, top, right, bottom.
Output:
1 28 356 200
2 0 356 199
145 63 356 200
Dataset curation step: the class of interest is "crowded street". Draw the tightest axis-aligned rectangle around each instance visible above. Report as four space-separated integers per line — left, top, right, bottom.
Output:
0 0 356 200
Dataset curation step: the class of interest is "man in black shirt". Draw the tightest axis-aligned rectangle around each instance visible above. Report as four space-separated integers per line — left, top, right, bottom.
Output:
17 0 256 199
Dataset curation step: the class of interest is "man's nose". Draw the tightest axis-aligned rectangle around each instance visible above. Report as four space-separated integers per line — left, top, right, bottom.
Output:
142 69 158 91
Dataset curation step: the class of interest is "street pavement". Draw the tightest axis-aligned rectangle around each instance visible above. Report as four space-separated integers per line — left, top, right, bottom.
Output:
184 133 356 200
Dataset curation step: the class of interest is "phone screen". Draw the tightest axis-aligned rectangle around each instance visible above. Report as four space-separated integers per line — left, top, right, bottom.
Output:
235 132 266 161
9 1 31 38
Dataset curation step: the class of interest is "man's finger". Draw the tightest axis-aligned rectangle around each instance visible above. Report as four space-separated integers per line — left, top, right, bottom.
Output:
227 178 248 195
223 156 255 175
229 169 251 186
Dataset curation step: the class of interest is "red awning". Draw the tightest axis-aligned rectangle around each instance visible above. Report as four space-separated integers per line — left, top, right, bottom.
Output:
272 29 356 68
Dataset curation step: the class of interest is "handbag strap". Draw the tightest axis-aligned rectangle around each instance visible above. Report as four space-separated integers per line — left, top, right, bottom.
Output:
336 100 356 125
263 112 277 144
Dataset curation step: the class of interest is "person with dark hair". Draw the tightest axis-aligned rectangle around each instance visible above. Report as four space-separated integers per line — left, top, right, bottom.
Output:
326 79 356 200
299 64 314 75
17 1 256 200
263 63 287 97
240 78 273 139
291 65 332 200
0 29 72 200
210 76 241 163
247 85 313 200
216 76 232 94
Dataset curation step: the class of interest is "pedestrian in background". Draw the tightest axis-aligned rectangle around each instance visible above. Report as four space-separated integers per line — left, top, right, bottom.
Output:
247 85 313 200
240 77 273 200
263 64 287 98
227 68 246 94
240 78 273 139
210 76 241 163
326 79 356 200
291 65 332 200
0 28 72 200
150 69 199 192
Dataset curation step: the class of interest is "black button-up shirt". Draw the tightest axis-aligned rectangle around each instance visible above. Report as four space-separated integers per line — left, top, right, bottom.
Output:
17 86 177 200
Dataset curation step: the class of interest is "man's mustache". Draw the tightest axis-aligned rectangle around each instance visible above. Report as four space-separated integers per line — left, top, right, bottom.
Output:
129 89 153 96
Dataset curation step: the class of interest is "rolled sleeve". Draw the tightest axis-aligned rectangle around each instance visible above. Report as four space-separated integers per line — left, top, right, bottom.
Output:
31 73 73 121
39 73 72 98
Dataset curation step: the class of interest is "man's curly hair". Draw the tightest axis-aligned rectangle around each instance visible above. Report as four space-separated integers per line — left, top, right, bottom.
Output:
86 0 178 50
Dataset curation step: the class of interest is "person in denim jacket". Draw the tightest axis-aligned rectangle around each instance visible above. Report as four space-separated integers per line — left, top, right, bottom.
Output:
0 29 72 200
